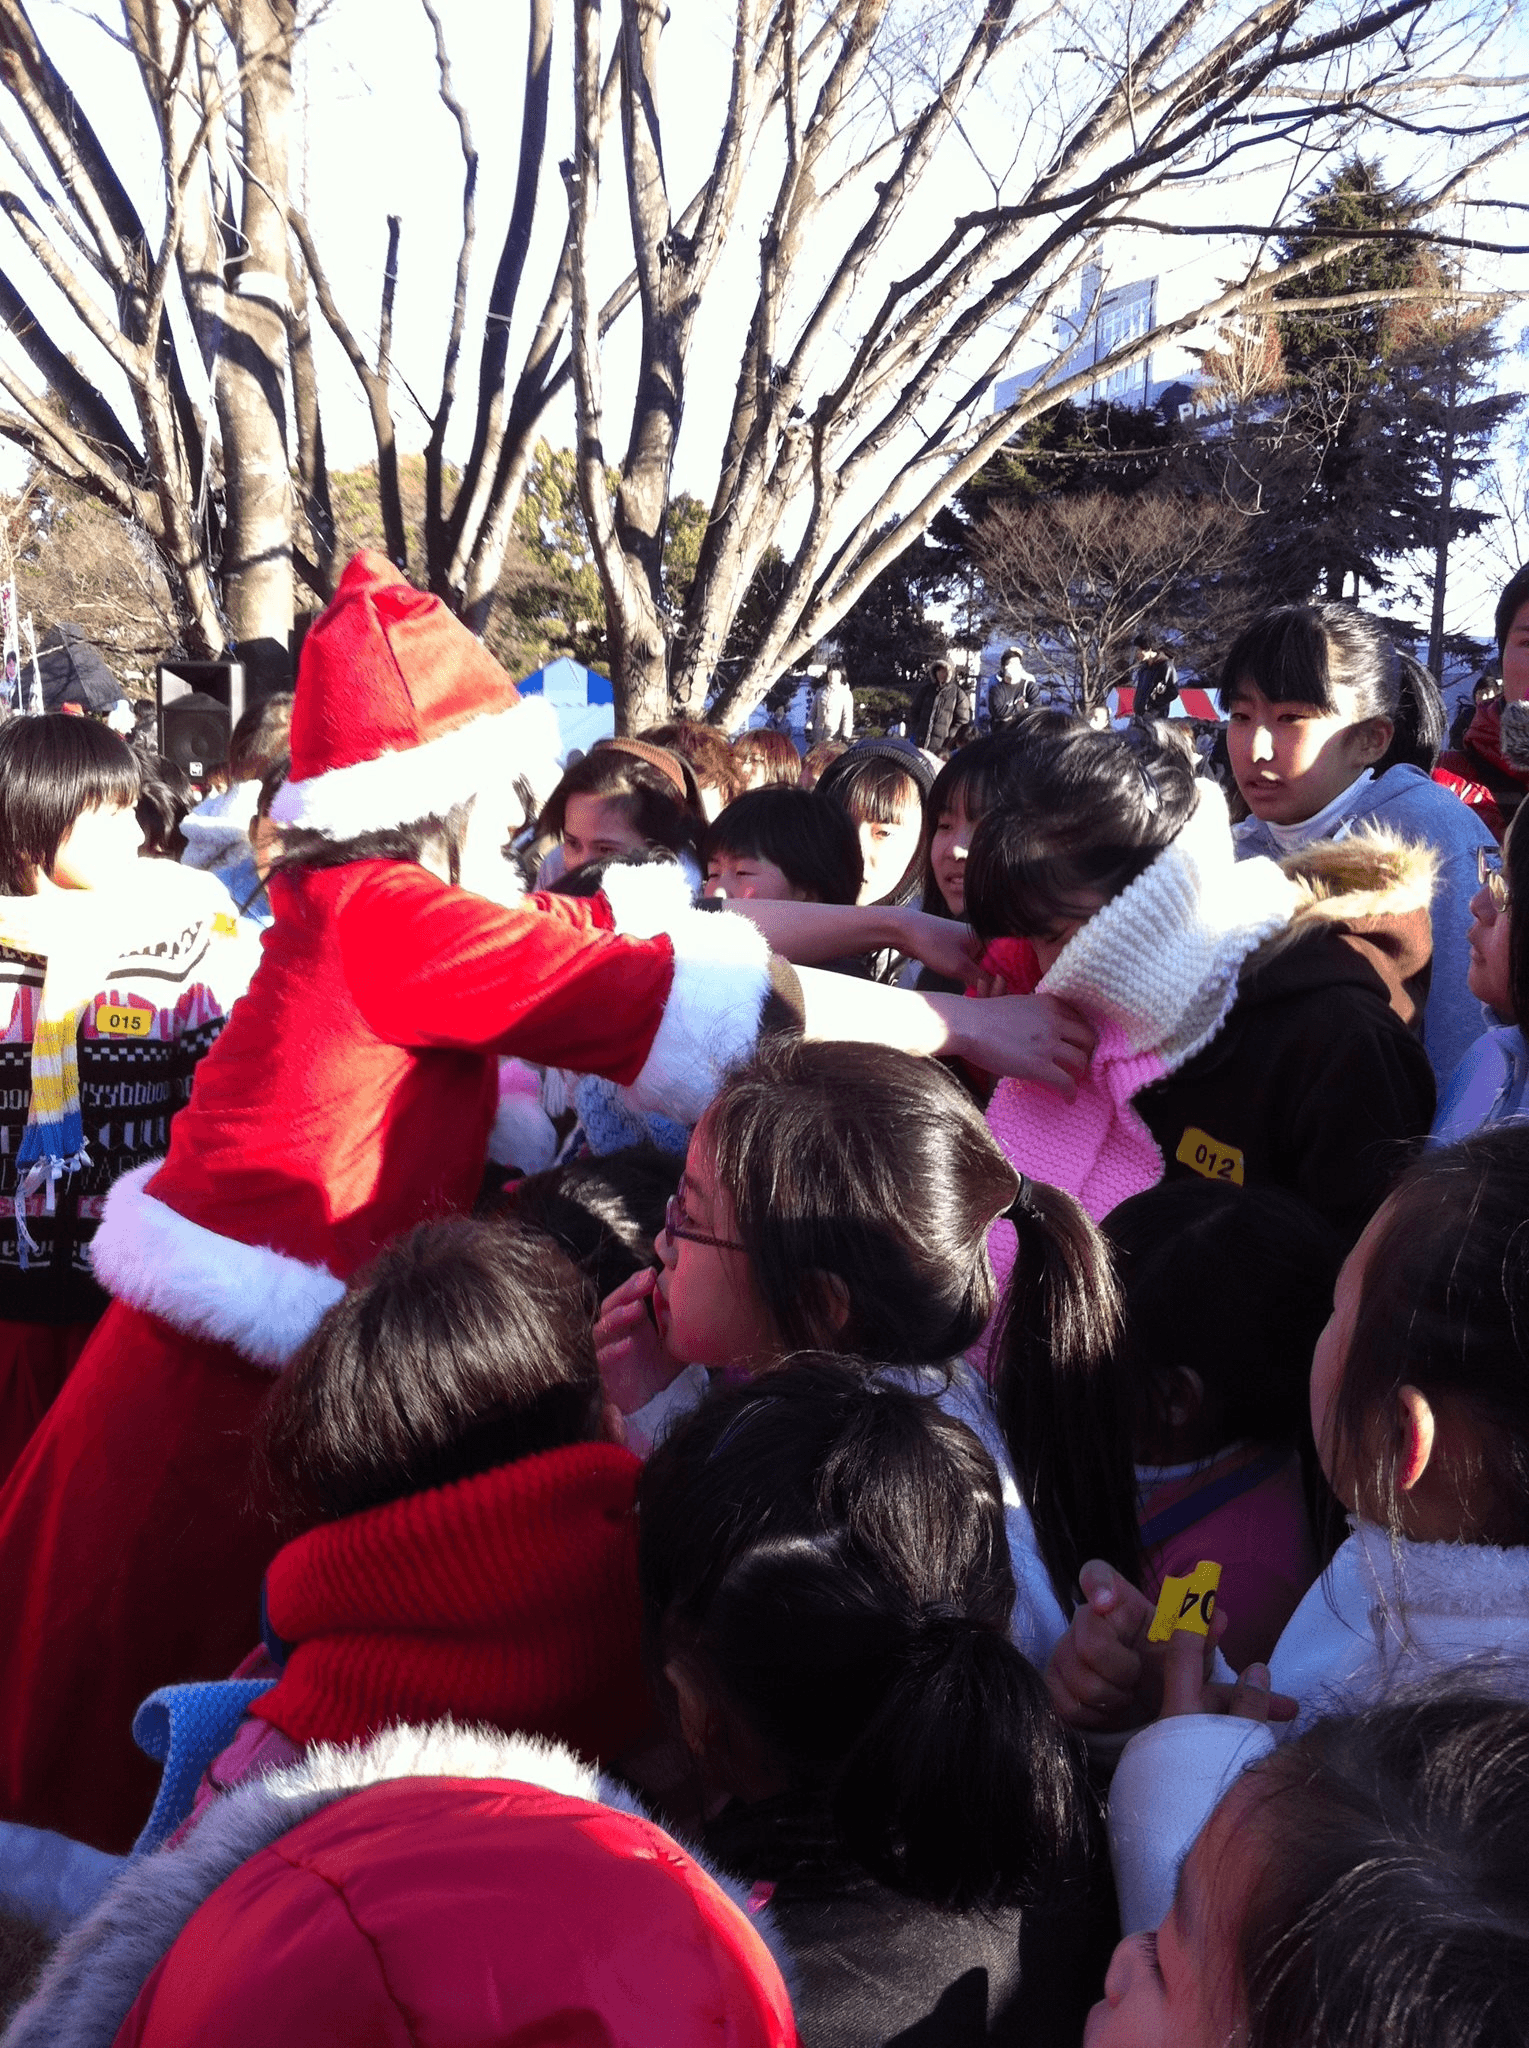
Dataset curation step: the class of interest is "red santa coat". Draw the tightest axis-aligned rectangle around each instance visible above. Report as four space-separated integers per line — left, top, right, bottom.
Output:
0 855 772 1851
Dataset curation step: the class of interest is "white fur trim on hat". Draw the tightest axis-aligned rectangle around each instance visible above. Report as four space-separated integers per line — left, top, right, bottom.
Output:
620 906 772 1126
89 1161 346 1370
271 695 563 841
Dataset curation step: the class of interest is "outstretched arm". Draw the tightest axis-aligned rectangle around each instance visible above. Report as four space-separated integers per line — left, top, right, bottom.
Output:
795 966 1093 1097
725 899 979 984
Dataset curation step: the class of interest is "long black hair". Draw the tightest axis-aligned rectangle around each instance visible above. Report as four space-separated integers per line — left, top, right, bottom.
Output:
638 1360 1085 1908
918 717 1075 915
701 1040 1140 1605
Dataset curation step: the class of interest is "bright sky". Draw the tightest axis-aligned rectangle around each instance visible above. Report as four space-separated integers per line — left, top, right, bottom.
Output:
3 0 1527 649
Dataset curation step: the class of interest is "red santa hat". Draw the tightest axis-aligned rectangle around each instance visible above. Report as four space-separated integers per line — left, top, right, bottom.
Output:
271 551 563 838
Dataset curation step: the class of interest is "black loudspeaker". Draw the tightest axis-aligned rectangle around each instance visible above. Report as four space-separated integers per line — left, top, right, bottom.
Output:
157 661 246 779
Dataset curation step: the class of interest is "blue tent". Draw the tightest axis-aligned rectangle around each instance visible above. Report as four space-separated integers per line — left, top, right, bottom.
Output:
515 655 615 757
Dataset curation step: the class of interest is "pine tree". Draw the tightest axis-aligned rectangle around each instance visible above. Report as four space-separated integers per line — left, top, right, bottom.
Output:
1273 160 1435 601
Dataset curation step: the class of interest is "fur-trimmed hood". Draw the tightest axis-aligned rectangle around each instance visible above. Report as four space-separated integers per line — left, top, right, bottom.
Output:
1240 829 1436 1029
3 1722 796 2048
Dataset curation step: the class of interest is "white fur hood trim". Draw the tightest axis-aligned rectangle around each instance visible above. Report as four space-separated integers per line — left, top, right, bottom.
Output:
3 1722 793 2048
87 1161 346 1371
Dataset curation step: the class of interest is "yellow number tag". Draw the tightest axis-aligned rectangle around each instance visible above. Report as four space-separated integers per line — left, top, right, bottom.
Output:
1148 1560 1222 1643
95 1002 155 1038
1175 1125 1245 1186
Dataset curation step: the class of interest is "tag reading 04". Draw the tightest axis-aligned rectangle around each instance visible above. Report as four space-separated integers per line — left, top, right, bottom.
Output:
95 1002 156 1039
1147 1559 1222 1644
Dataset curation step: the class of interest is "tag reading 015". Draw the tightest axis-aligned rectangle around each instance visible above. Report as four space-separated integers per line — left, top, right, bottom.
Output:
1147 1560 1222 1644
95 1002 156 1039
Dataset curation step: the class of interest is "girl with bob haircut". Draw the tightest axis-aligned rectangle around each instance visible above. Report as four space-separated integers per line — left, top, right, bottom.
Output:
1222 600 1494 1083
640 1359 1104 2047
535 740 706 877
597 1037 1140 1665
964 719 1437 1240
702 786 862 905
1430 808 1529 1141
0 716 255 1485
115 1214 651 1848
1052 1126 1529 1927
1092 1686 1529 2046
816 741 932 911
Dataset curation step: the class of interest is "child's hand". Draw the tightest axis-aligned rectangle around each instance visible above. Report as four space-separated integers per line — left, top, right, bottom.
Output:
1046 1562 1162 1731
1159 1624 1298 1724
594 1269 682 1415
956 994 1095 1098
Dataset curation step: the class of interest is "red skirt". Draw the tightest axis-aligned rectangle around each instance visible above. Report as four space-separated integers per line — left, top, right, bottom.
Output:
0 1301 280 1853
0 1317 98 1489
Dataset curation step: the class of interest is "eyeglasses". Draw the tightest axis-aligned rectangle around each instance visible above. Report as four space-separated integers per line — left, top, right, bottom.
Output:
1478 844 1510 916
665 1176 747 1254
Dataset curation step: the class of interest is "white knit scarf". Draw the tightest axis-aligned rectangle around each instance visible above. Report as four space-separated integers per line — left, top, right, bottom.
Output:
1039 778 1300 1072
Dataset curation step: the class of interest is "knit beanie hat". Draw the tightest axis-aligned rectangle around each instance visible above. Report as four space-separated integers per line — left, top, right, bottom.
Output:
823 735 937 798
271 551 562 839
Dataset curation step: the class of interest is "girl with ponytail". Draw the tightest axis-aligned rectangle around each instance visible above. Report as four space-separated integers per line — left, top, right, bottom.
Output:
1223 601 1494 1085
595 1037 1138 1662
638 1359 1105 2048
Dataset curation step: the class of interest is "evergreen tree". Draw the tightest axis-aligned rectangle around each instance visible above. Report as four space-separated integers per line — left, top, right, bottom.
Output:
1273 160 1434 601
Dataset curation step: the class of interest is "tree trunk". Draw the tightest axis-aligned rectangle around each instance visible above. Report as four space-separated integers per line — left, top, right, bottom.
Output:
216 0 296 696
1428 342 1460 684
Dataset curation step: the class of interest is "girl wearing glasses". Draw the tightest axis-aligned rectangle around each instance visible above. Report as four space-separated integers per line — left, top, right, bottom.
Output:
597 1037 1139 1670
1431 824 1529 1142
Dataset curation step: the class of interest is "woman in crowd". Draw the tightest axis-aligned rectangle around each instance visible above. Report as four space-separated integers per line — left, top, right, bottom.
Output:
1430 815 1529 1140
642 719 743 820
535 739 707 883
641 1361 1105 2048
964 719 1437 1241
0 716 257 1484
730 728 801 791
1223 602 1494 1084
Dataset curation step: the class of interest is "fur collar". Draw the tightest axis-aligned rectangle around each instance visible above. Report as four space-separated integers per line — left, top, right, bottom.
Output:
3 1722 792 2048
1246 830 1436 974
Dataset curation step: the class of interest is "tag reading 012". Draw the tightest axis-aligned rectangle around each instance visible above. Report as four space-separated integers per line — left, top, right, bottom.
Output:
1175 1126 1245 1186
1147 1560 1222 1644
95 1002 156 1039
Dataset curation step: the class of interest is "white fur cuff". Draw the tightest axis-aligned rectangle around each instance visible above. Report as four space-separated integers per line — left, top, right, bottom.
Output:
622 909 772 1126
89 1162 346 1370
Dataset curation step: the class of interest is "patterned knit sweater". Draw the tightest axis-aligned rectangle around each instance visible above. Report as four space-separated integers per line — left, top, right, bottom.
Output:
0 889 259 1323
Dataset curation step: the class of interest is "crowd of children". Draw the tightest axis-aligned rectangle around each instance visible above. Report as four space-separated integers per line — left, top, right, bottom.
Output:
0 549 1528 2045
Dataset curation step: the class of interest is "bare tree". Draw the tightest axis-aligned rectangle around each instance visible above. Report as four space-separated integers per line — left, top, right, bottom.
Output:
974 490 1248 707
0 0 311 690
566 0 1527 729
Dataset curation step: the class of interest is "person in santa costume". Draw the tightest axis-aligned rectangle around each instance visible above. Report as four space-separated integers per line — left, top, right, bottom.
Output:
0 553 1091 1855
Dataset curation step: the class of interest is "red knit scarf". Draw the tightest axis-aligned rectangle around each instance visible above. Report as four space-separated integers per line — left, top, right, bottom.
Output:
252 1441 650 1764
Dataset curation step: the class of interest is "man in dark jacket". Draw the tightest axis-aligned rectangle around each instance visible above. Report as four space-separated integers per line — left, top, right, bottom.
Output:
987 649 1036 733
1131 639 1178 722
910 660 961 753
